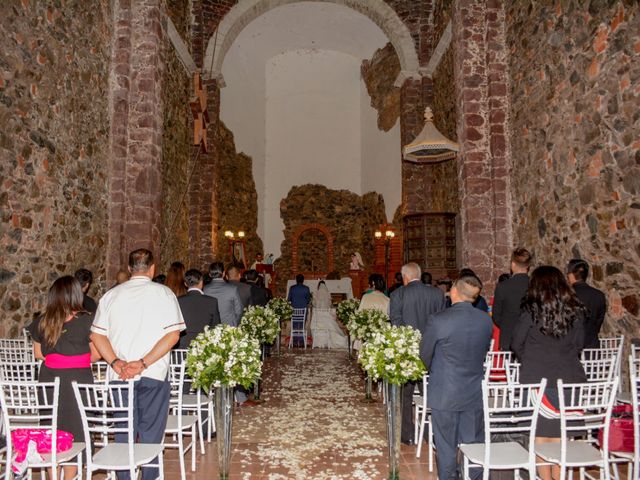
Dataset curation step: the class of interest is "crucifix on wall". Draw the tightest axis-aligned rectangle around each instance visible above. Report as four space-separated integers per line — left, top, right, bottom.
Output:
190 72 209 152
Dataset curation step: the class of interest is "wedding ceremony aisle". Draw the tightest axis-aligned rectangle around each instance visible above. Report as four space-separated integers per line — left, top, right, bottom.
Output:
165 349 434 479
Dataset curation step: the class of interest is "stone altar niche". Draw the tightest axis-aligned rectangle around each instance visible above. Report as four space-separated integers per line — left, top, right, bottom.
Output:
291 223 335 279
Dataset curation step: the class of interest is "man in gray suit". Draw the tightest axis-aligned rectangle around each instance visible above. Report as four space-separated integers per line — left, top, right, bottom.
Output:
203 262 243 327
390 262 446 444
226 265 251 309
421 274 492 480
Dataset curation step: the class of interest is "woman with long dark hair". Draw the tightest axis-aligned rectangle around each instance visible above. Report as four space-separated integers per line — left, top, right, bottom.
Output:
28 276 100 479
165 262 187 297
511 265 587 480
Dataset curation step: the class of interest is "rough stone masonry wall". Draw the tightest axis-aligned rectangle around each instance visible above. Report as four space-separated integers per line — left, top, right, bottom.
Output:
0 1 112 335
159 0 193 270
274 185 387 294
507 1 640 334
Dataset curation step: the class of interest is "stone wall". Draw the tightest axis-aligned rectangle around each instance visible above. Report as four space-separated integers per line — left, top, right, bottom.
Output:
0 1 112 335
274 185 387 293
507 1 640 333
361 43 401 132
159 1 193 269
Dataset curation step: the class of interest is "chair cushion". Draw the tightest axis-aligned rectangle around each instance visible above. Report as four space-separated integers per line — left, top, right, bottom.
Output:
165 414 198 432
460 442 531 469
535 441 604 466
92 443 164 469
30 442 86 467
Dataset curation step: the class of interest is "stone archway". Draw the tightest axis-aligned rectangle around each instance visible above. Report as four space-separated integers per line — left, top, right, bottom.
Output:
203 0 421 87
291 223 335 278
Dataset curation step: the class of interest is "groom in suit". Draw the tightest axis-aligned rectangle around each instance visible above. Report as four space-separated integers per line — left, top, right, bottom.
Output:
176 269 221 349
390 262 446 444
421 274 492 480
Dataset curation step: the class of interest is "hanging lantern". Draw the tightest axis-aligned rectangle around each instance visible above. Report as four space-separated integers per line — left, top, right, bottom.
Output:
403 107 459 163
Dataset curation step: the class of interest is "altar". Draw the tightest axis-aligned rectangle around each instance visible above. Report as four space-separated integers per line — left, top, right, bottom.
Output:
285 278 354 300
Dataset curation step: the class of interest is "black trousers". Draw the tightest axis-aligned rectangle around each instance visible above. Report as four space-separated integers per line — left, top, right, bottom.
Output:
402 381 416 442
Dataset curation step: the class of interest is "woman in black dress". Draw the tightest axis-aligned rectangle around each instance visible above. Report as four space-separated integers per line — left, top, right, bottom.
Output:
511 265 587 480
28 276 100 479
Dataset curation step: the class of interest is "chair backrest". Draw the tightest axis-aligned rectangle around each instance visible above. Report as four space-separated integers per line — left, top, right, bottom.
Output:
72 381 136 475
632 344 640 365
482 379 547 469
0 362 39 382
170 349 188 365
0 345 34 363
628 355 640 477
504 360 521 385
291 308 307 332
292 308 307 321
91 361 109 383
484 350 512 383
581 356 616 382
0 378 61 474
599 335 624 350
0 339 28 349
557 378 618 448
581 346 619 362
168 363 187 428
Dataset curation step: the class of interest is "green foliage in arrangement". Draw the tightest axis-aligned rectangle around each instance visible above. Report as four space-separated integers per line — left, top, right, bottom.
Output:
267 297 293 322
345 308 390 342
240 305 281 344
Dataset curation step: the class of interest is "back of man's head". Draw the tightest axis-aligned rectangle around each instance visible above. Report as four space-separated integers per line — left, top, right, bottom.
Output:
566 258 589 282
452 274 483 303
511 248 532 272
226 265 241 281
74 268 93 288
184 269 203 288
296 274 304 284
209 262 225 279
245 269 259 283
394 272 403 284
421 271 432 285
401 263 421 283
129 249 154 273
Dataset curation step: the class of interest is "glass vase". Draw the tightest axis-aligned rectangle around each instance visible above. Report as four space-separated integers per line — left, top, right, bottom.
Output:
214 385 234 480
365 375 373 401
386 382 402 480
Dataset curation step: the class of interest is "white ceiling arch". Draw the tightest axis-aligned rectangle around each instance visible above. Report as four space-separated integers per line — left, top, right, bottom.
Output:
203 0 422 87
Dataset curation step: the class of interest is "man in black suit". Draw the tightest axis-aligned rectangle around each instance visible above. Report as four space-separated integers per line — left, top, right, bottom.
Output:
421 274 493 480
566 258 607 348
492 247 532 351
176 269 221 349
74 268 98 314
244 269 269 307
226 265 251 309
390 262 446 444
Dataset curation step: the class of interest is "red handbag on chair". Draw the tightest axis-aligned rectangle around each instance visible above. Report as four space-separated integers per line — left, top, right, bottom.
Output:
597 404 636 453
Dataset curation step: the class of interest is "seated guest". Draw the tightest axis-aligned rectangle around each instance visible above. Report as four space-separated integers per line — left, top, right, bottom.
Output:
29 276 100 480
203 262 243 327
74 268 97 314
227 265 251 308
420 271 433 286
177 269 221 349
421 274 492 480
287 274 311 309
245 269 269 307
358 274 389 314
166 262 187 297
566 258 606 348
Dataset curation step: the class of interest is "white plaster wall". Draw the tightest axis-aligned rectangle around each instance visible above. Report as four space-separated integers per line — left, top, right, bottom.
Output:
265 49 362 257
360 83 401 221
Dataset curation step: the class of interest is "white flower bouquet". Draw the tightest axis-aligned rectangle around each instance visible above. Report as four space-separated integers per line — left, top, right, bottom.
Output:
346 308 390 342
186 324 262 389
240 305 281 344
267 297 293 322
336 298 360 323
358 324 426 385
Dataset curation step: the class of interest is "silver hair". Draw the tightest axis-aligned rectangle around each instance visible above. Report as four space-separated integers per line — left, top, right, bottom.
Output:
401 262 421 280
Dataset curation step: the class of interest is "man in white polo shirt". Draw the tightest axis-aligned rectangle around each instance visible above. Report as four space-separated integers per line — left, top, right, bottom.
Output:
91 248 185 480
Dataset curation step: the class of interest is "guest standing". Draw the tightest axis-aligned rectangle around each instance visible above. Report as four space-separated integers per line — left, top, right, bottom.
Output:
421 274 492 480
566 259 607 348
492 247 532 351
245 269 270 307
287 274 311 309
176 269 221 349
91 249 185 480
390 262 446 444
511 265 586 480
74 268 97 314
358 274 389 314
203 262 243 327
166 262 187 298
28 276 100 480
227 265 252 308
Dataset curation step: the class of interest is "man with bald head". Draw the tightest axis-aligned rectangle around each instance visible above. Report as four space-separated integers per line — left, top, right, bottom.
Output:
420 274 492 480
390 262 446 444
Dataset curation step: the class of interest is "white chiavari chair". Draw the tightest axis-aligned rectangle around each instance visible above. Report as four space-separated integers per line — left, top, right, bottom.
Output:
289 308 308 349
484 350 512 383
610 356 639 480
0 362 39 382
581 356 616 382
413 374 434 471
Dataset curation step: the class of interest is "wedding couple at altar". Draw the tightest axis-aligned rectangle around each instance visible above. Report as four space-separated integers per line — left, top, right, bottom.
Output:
310 281 349 349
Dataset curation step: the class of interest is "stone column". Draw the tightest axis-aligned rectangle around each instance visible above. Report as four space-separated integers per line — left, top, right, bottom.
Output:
106 0 166 281
452 0 512 291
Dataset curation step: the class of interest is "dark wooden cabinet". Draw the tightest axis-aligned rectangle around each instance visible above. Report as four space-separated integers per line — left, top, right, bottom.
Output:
403 213 457 278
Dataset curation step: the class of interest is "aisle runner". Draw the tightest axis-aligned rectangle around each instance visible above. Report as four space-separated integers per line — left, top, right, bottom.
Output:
233 350 387 479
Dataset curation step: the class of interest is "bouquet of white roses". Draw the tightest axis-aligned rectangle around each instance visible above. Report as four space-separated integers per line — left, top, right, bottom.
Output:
346 308 390 342
336 298 360 323
267 297 293 322
240 305 281 344
186 324 262 390
358 324 426 385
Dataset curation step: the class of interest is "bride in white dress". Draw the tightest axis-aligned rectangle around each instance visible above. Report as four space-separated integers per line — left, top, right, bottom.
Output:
311 281 348 348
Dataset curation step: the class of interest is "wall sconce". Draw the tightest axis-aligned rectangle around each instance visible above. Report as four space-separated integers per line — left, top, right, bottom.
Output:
224 230 234 239
385 230 395 239
374 231 382 239
237 231 245 238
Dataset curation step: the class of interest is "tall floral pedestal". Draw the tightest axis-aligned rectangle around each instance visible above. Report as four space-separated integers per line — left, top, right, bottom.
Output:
386 383 402 480
214 385 234 480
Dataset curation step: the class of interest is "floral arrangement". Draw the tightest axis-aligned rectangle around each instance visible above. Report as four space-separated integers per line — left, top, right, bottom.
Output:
346 308 390 342
336 298 360 323
186 324 262 390
267 297 293 322
240 305 281 344
358 324 426 385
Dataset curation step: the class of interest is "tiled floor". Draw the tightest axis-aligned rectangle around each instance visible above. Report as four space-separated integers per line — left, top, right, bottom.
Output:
162 349 436 480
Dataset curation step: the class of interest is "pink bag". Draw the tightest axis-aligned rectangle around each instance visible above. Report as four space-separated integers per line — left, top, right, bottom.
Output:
11 428 74 461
